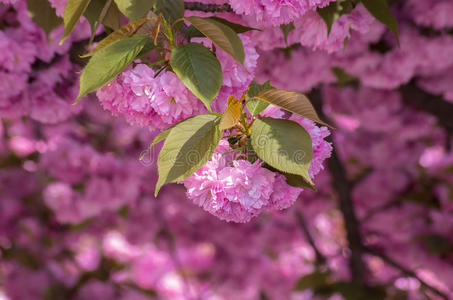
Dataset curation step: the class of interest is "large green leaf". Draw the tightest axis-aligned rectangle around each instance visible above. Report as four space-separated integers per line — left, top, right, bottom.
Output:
283 173 315 190
262 163 316 190
102 1 121 30
84 0 121 42
82 17 152 57
185 16 245 65
26 0 62 36
61 0 92 44
153 0 184 25
76 35 148 102
251 89 331 127
209 17 260 34
185 17 258 39
114 0 154 21
361 0 399 44
251 118 313 184
246 81 273 115
155 114 221 196
170 43 222 111
84 0 106 35
140 126 173 161
140 116 201 161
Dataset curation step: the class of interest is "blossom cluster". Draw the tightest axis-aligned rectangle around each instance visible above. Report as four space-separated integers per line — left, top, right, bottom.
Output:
183 114 333 223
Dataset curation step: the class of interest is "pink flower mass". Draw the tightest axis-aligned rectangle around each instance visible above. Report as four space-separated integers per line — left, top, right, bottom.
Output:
1 0 453 299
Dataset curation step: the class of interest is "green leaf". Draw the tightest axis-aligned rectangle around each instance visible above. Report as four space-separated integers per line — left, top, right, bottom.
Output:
280 22 295 45
219 95 242 131
170 43 222 111
153 0 184 25
82 17 153 57
294 271 331 291
61 0 92 44
185 17 259 39
416 234 453 256
331 67 359 88
246 142 259 164
26 0 62 37
184 25 206 39
140 116 203 161
84 0 106 38
283 173 316 190
85 0 121 35
360 0 399 44
155 114 221 196
140 126 173 160
251 117 314 185
114 0 154 21
251 89 331 127
209 17 260 34
246 81 273 115
262 163 316 190
333 282 387 300
102 1 121 30
185 16 245 65
317 0 353 36
76 35 148 102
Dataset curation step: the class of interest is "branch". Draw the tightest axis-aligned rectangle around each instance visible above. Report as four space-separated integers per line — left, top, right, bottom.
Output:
184 2 233 13
69 33 107 66
295 211 326 266
309 89 367 286
401 82 453 133
328 145 367 285
365 247 449 300
361 198 401 222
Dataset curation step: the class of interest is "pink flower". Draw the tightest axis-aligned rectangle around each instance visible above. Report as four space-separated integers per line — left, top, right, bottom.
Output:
229 0 334 26
182 141 276 223
182 117 332 223
268 174 302 210
292 3 375 53
96 64 206 130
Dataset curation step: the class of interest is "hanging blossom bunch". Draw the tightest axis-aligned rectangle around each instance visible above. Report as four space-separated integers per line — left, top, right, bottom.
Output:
49 0 338 223
182 112 332 223
1 0 453 299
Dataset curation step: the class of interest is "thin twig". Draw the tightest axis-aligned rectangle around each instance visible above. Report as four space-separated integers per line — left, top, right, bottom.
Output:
184 2 233 13
295 211 326 266
365 247 449 300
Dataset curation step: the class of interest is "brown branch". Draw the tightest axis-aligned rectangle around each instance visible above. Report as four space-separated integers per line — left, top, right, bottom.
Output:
184 2 233 13
309 89 367 286
295 211 326 266
401 82 453 133
69 33 107 66
361 198 402 222
365 247 449 300
328 146 367 286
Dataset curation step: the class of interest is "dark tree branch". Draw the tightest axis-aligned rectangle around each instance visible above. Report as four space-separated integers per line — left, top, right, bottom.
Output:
401 82 453 133
309 89 367 286
361 198 402 222
328 146 367 286
295 211 327 266
184 2 233 13
69 33 107 66
365 247 449 300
